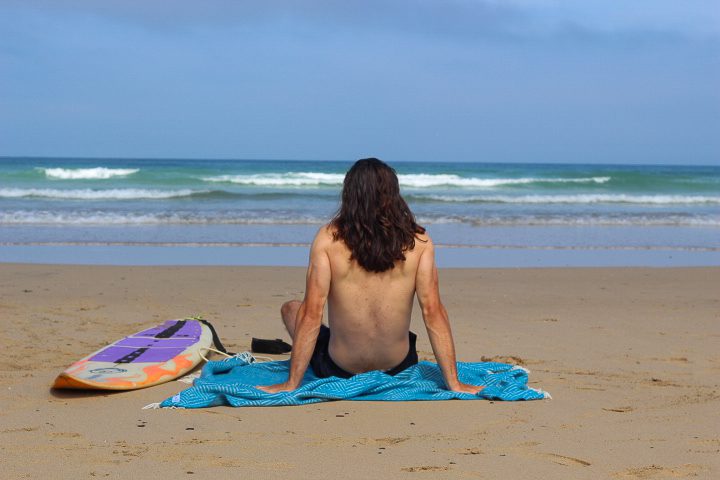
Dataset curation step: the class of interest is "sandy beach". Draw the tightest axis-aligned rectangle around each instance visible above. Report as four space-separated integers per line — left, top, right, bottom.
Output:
1 264 718 479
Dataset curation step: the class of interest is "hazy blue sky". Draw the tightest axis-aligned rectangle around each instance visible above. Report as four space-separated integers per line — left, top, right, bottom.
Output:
1 1 718 164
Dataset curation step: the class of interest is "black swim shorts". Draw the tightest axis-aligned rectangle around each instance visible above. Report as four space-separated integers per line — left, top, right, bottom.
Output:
309 325 418 379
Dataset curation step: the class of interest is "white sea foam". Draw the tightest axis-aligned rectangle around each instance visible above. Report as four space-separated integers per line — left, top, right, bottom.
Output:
415 214 720 227
414 193 720 205
2 210 718 227
203 172 345 186
0 210 326 225
40 167 140 179
202 172 611 188
0 188 202 200
398 174 610 188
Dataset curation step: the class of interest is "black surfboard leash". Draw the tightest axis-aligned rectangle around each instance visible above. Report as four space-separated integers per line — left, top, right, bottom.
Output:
187 315 236 356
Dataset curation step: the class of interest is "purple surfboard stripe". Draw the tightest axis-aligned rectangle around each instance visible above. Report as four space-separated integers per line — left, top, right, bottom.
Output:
170 321 201 338
135 320 202 339
135 321 177 337
115 337 197 348
90 345 188 363
90 346 140 362
129 347 187 363
87 320 207 363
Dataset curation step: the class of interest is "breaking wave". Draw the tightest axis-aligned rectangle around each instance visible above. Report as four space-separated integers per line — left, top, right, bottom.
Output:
0 188 203 200
2 210 718 227
409 193 720 205
0 210 326 225
202 172 611 188
39 167 140 179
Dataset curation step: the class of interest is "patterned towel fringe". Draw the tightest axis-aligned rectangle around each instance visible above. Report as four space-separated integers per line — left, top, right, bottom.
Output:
532 388 552 400
223 351 278 363
142 402 185 410
227 351 257 363
511 365 531 374
252 354 277 363
177 372 201 384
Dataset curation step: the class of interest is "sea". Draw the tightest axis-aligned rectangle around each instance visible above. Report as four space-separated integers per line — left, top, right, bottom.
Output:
1 157 718 267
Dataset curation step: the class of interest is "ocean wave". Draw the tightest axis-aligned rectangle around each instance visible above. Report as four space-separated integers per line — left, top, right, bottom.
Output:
398 174 611 188
416 214 720 227
39 167 140 179
0 210 327 225
203 172 345 187
0 188 204 200
2 210 718 227
409 193 720 205
202 172 611 188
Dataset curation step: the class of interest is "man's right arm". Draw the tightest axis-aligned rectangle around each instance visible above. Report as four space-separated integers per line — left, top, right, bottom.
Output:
415 237 484 394
257 228 330 393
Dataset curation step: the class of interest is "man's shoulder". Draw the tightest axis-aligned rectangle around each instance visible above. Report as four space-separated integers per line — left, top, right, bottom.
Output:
415 231 432 244
412 231 433 253
312 224 336 248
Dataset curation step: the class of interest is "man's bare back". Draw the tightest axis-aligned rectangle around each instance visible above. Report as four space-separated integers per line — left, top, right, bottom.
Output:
257 158 483 395
322 225 423 373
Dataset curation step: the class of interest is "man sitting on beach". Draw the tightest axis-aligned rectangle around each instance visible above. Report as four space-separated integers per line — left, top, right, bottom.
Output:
258 158 484 394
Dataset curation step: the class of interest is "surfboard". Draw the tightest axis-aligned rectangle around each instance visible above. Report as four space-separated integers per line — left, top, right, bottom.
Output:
53 318 214 390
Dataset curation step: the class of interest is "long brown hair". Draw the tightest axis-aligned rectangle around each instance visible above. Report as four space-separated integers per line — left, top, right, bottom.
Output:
331 158 425 273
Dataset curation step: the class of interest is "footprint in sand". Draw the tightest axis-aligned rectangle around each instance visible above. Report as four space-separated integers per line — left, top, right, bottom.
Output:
457 447 482 455
648 357 690 363
688 438 720 454
536 453 591 467
603 406 634 413
417 350 435 361
48 431 82 438
576 385 606 391
613 464 706 478
400 466 450 473
1 426 39 433
481 355 526 366
645 378 683 387
375 436 410 446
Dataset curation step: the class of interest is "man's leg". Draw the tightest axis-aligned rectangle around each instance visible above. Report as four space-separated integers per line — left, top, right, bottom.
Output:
280 300 302 339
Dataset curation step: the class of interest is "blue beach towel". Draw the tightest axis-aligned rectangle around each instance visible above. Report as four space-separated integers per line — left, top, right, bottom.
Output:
158 353 550 408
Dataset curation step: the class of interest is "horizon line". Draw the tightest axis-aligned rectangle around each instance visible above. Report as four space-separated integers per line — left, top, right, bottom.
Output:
0 155 718 168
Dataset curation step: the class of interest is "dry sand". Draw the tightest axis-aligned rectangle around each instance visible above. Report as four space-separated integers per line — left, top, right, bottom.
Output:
1 264 718 479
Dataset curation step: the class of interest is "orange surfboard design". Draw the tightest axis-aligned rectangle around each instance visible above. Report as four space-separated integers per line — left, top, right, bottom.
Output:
53 319 213 390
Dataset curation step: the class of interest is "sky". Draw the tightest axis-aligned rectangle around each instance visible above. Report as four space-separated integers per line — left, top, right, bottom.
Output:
0 1 718 165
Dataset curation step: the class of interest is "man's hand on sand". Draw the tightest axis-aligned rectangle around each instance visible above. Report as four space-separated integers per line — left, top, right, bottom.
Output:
256 382 299 394
448 381 485 395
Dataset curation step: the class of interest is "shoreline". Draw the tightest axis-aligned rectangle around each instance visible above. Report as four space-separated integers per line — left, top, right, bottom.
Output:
2 264 719 478
2 244 720 268
3 241 720 251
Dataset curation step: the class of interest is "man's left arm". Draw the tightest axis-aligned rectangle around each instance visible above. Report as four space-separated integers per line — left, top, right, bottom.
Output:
257 231 331 393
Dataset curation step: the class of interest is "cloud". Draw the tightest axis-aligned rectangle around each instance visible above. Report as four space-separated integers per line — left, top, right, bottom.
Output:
1 1 717 163
2 1 520 33
4 0 718 43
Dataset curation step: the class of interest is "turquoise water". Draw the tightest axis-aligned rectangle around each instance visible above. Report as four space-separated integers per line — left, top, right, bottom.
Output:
1 157 718 265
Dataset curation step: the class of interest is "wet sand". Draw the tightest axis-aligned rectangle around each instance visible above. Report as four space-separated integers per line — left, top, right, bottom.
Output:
1 264 718 479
